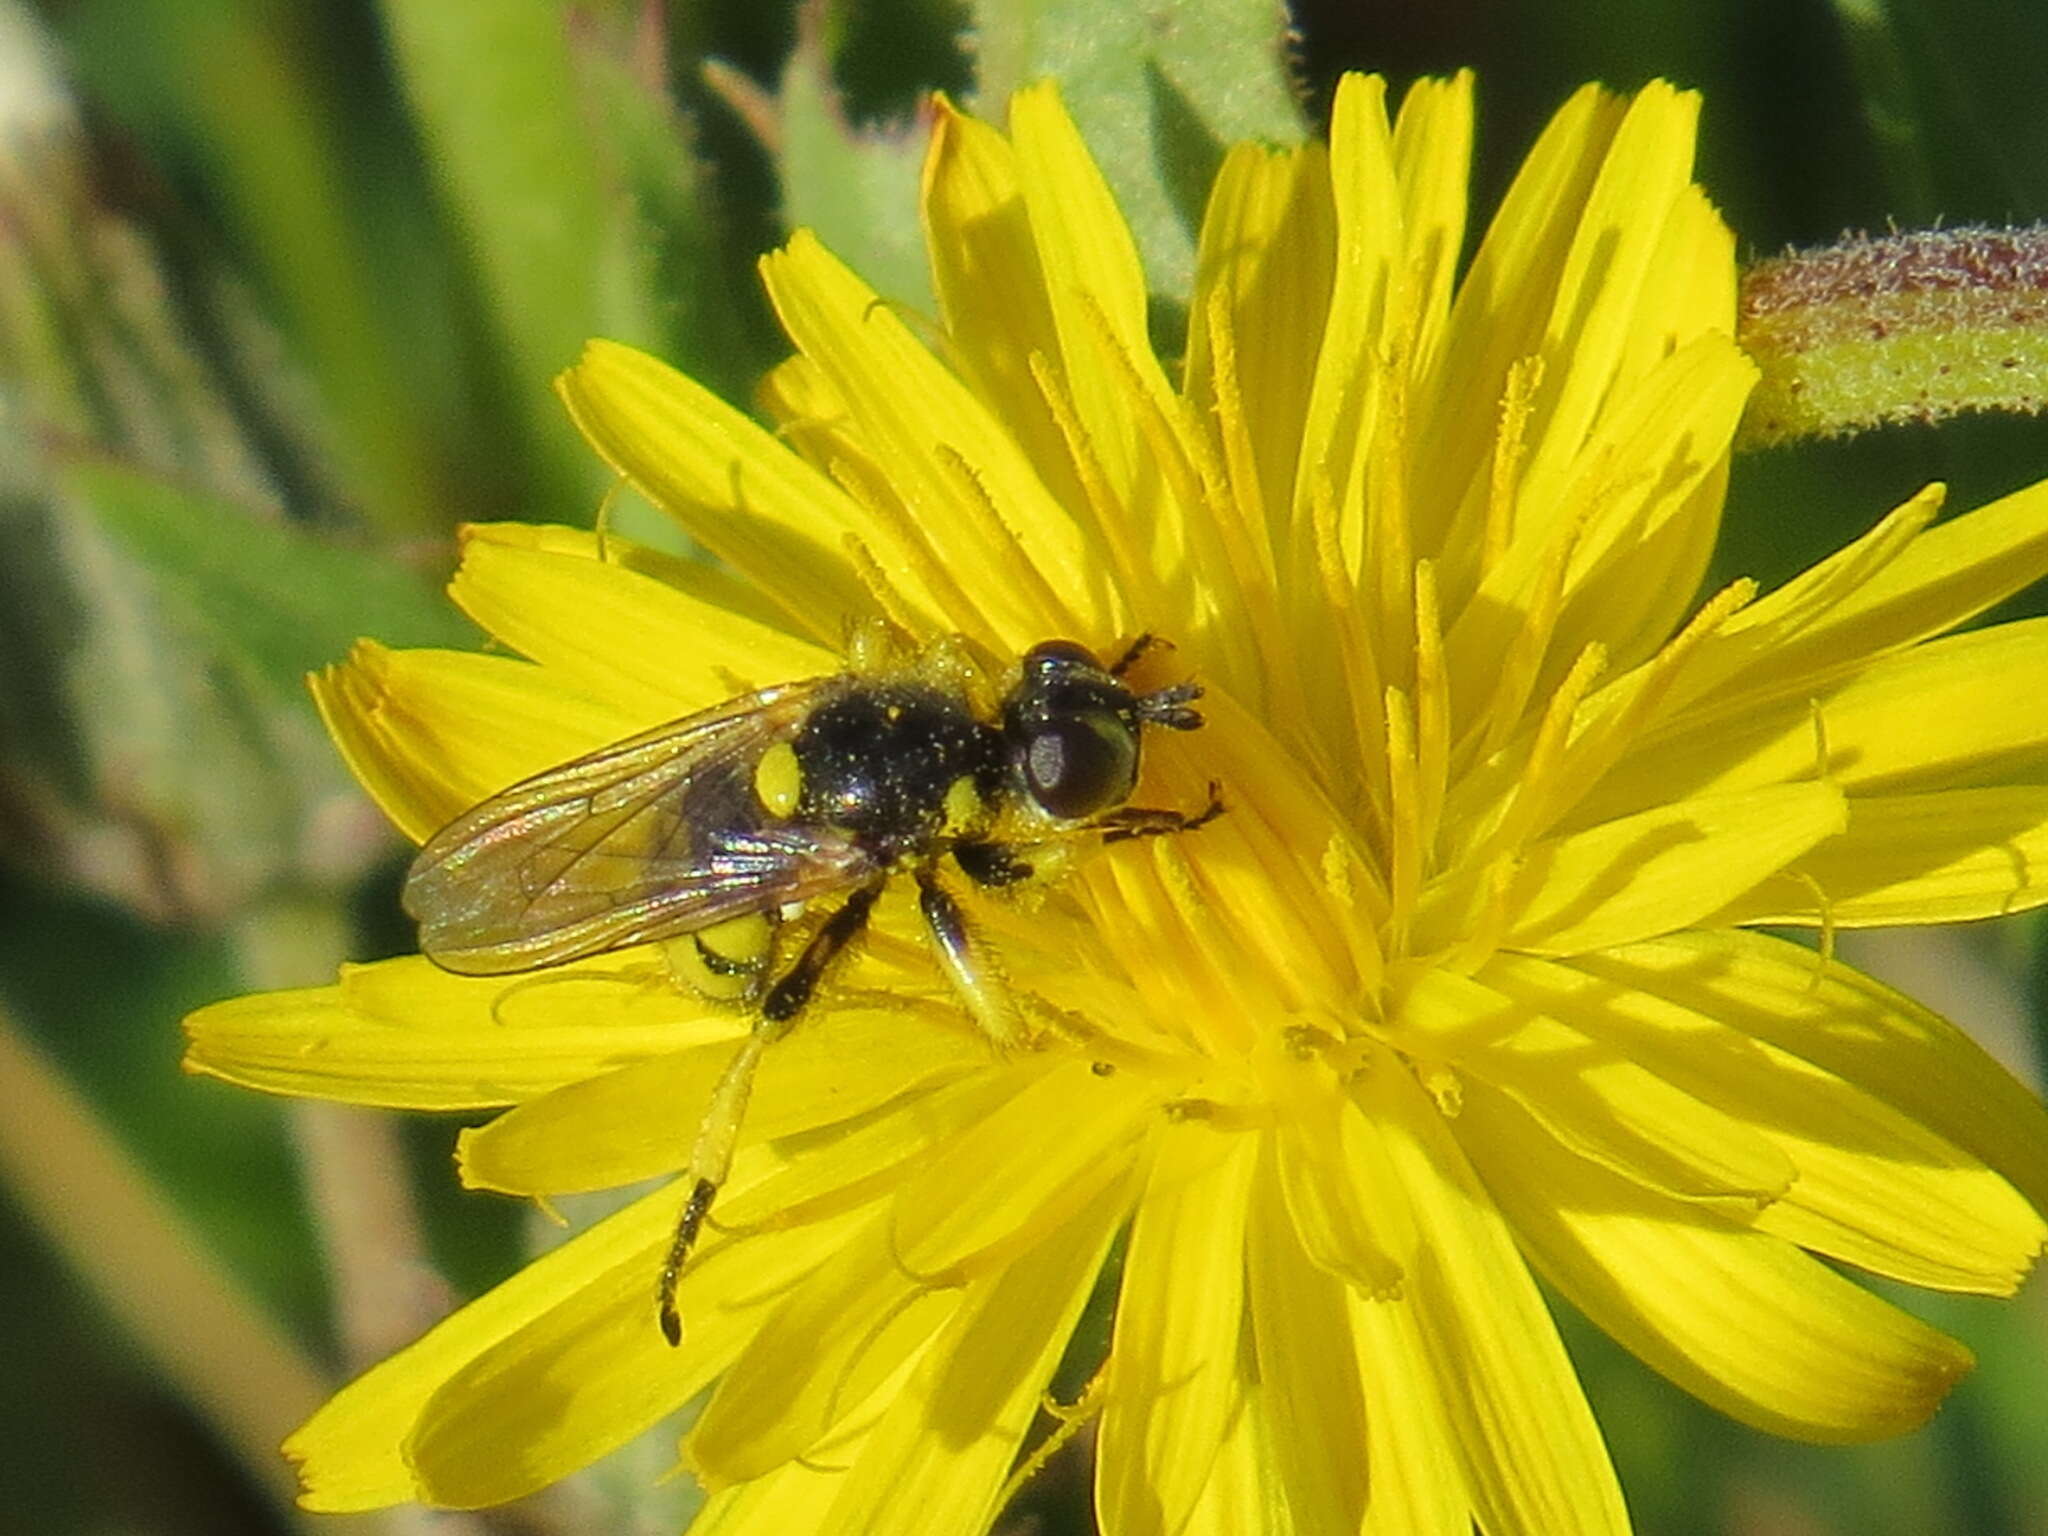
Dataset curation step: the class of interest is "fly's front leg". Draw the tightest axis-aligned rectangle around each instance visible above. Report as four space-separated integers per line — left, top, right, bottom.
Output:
1093 782 1226 843
1110 632 1164 676
657 879 883 1346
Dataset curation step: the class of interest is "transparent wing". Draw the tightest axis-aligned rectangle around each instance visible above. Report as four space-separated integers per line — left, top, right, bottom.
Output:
403 678 876 974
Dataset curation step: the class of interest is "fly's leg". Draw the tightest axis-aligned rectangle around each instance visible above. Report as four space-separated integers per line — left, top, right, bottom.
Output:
949 781 1223 903
1110 633 1165 676
657 879 884 1346
952 838 1038 888
916 867 1028 1051
1093 782 1226 843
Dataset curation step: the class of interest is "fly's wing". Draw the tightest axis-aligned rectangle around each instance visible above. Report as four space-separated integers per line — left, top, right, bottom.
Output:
403 679 875 974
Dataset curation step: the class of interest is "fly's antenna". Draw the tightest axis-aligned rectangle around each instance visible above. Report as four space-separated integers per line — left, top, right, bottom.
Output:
1136 679 1204 732
1112 635 1202 731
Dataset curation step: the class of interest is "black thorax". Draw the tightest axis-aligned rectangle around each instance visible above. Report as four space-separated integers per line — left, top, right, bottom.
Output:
792 685 1004 860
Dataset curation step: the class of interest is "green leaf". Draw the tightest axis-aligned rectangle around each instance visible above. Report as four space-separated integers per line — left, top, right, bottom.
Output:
48 0 479 535
569 31 763 406
0 467 377 919
778 31 935 314
376 0 672 516
970 0 1306 300
62 457 472 702
1827 0 1939 225
1834 0 2048 220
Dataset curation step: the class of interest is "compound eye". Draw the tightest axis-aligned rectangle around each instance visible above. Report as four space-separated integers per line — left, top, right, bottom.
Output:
1022 639 1098 673
1023 711 1139 819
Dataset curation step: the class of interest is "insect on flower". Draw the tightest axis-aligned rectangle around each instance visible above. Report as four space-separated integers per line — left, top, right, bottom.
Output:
401 623 1222 1342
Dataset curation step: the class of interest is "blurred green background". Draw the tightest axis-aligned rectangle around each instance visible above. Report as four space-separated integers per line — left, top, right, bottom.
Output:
2 1 2047 1533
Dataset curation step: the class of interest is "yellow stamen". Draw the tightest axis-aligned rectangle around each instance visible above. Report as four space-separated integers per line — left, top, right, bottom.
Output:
998 1367 1107 1513
1556 576 1757 801
934 441 1086 636
1410 559 1451 862
828 450 990 646
1460 475 1601 767
1464 642 1607 868
1364 346 1418 678
1310 466 1389 841
1079 294 1267 693
1027 352 1171 631
840 533 928 638
1383 685 1424 957
1318 835 1389 1001
1193 284 1297 701
1482 355 1543 578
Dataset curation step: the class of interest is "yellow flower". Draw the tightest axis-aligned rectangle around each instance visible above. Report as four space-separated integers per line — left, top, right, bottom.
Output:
186 75 2048 1533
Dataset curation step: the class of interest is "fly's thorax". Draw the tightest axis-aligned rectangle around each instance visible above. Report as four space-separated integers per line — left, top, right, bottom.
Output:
789 682 1006 856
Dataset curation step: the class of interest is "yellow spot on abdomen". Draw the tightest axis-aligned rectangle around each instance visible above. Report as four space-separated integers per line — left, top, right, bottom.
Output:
754 741 802 818
664 913 778 1003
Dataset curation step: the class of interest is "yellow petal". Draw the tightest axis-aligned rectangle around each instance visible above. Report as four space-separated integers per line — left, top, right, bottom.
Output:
715 1066 1015 1232
1184 137 1335 531
687 1451 854 1536
403 1191 866 1509
1402 967 1796 1207
1361 1068 1630 1536
1519 83 1703 523
889 1055 1156 1276
1344 1283 1471 1534
311 641 634 842
1701 476 2048 704
1646 484 1944 720
1623 180 1736 369
1246 1144 1369 1533
1389 72 1475 390
1573 929 2048 1217
457 1005 989 1194
468 516 814 634
1179 1375 1288 1536
1416 780 1848 956
1290 73 1403 572
815 1174 1129 1536
1486 950 2045 1294
1729 786 2048 926
555 340 887 635
1416 83 1626 546
1596 616 2048 812
448 522 833 720
286 1181 834 1509
919 98 1077 505
1463 1081 1977 1442
184 954 716 1110
1097 1119 1257 1536
1273 1093 1405 1295
687 1207 960 1487
1757 1171 2043 1298
760 229 1111 647
1546 334 1754 672
1008 81 1174 507
1447 334 1753 691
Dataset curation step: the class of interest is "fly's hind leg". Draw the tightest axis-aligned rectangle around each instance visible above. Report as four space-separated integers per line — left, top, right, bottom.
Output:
657 879 884 1346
